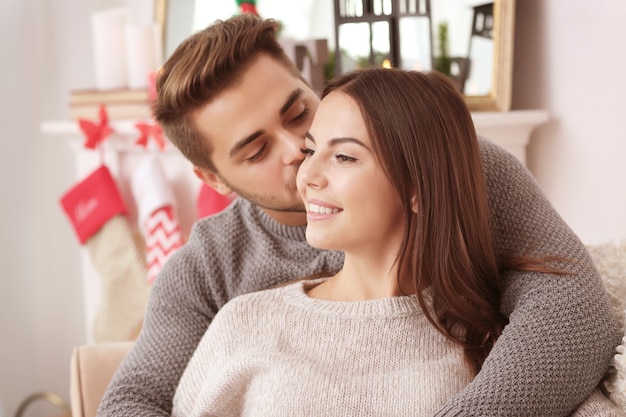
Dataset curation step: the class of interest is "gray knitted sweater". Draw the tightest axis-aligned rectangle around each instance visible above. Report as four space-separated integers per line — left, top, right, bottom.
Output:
98 138 621 417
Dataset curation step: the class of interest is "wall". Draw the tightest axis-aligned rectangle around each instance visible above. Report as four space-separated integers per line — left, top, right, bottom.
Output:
512 0 626 245
0 0 624 415
0 0 89 414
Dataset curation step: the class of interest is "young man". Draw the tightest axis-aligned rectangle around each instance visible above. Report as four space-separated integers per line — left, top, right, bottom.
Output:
97 14 620 417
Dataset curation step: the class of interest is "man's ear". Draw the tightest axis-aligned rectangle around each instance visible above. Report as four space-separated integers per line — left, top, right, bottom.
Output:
193 167 233 196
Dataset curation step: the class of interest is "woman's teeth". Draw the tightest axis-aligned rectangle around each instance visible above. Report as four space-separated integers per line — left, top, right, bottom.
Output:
309 203 339 214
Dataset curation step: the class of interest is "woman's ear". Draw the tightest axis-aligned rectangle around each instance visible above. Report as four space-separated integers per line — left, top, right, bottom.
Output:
410 194 418 214
193 167 233 196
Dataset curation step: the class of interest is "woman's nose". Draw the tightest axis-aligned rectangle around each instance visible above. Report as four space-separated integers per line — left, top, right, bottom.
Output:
298 151 326 190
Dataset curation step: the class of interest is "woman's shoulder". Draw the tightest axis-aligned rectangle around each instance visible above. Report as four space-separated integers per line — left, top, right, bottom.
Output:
216 279 318 318
217 283 293 316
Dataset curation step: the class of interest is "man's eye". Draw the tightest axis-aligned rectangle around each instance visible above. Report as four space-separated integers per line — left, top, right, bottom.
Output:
246 143 267 162
290 106 310 124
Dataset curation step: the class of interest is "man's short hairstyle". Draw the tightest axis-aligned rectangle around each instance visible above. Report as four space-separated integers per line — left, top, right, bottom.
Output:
153 14 301 171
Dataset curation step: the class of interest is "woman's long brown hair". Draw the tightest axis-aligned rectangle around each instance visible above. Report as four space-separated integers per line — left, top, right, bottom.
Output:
322 68 520 374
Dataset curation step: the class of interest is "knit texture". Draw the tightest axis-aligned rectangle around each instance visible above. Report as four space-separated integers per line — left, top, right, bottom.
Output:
572 389 626 417
588 240 626 411
172 278 474 416
172 279 624 417
97 138 621 417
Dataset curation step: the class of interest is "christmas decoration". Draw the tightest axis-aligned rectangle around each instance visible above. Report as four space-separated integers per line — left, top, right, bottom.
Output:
131 155 184 284
60 166 150 342
197 183 234 219
236 0 259 16
78 105 114 149
135 120 166 150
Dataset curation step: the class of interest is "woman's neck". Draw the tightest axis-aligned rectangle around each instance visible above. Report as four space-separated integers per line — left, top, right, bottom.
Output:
307 252 415 301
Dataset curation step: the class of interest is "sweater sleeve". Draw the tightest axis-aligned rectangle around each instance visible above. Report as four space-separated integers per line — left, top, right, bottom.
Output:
434 138 621 417
569 389 626 417
96 226 217 417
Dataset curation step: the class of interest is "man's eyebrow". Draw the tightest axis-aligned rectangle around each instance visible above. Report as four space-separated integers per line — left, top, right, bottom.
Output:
280 88 304 116
229 130 264 158
229 89 305 158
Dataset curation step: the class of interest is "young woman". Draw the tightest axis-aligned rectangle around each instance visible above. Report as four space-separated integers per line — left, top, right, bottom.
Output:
171 68 621 417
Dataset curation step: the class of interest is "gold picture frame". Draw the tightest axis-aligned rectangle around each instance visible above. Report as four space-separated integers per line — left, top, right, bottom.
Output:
464 0 515 112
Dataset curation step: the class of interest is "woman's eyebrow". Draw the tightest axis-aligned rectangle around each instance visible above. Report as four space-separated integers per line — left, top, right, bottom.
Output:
305 132 370 150
329 137 370 150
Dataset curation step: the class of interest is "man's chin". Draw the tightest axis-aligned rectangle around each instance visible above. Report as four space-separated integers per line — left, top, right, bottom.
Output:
262 204 306 214
258 205 308 226
247 194 305 214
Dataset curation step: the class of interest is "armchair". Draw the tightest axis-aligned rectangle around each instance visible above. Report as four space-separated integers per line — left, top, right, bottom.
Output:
69 341 133 417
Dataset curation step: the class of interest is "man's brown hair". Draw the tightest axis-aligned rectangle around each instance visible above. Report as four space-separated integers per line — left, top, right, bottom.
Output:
153 14 301 171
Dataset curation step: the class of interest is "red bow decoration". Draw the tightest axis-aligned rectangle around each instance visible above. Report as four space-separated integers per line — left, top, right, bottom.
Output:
240 3 259 15
78 105 114 149
148 70 158 101
135 121 166 150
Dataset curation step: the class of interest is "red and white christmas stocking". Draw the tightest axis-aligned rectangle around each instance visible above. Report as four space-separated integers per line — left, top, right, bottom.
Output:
131 156 184 284
60 165 150 343
197 182 235 219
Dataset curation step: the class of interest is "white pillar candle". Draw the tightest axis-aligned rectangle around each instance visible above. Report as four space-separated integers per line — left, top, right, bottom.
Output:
125 23 161 89
92 8 129 90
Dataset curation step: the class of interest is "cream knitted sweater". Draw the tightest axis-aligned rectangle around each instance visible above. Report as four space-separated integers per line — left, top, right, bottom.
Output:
173 279 624 417
172 278 475 416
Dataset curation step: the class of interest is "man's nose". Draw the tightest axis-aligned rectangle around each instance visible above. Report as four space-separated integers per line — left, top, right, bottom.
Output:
279 129 306 165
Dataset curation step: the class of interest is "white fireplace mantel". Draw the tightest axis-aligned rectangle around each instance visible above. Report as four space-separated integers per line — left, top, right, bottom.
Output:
471 109 548 166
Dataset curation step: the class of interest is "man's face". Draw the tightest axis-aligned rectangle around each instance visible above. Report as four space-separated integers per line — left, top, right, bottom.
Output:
192 54 319 226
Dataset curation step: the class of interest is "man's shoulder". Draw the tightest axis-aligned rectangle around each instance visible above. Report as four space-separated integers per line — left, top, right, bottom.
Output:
186 198 255 244
477 135 528 179
160 199 254 269
477 136 522 164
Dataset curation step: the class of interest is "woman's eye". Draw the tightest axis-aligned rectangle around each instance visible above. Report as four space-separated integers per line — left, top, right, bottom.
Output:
246 143 267 162
336 154 357 163
300 147 314 157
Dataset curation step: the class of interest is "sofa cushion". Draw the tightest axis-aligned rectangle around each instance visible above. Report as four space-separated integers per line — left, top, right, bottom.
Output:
70 341 133 417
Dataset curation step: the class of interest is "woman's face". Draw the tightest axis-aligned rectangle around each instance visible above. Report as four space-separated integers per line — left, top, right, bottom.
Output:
296 91 405 258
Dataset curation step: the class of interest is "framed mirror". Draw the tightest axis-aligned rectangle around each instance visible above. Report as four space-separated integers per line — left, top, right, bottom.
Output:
458 0 515 111
333 0 515 111
156 0 515 112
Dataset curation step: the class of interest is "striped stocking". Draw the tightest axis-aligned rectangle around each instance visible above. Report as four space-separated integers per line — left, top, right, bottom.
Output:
132 155 184 284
